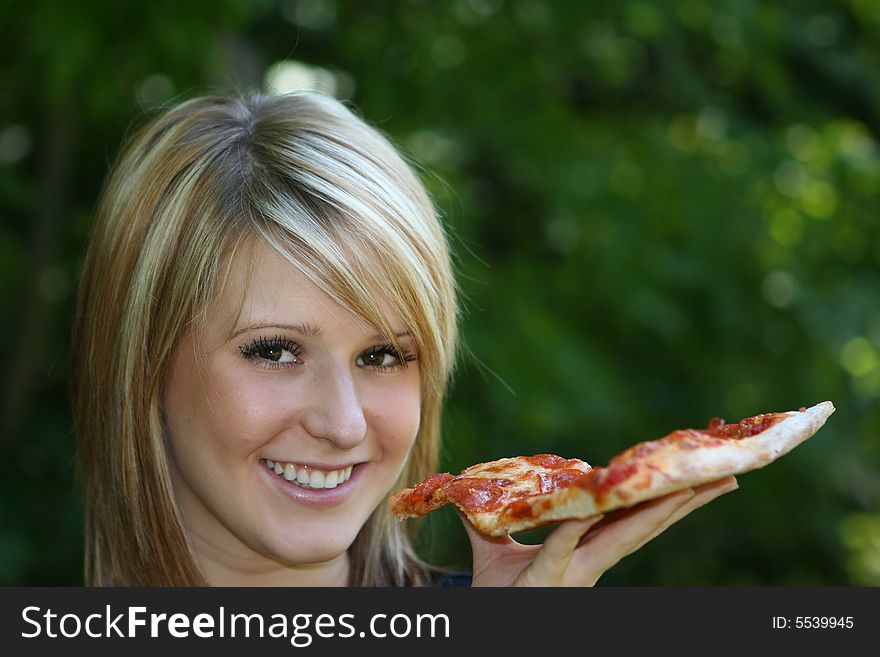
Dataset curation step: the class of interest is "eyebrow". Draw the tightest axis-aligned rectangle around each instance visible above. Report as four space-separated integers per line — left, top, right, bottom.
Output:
230 322 321 340
229 322 412 342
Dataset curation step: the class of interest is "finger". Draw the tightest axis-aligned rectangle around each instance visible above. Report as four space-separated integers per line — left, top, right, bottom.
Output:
579 488 696 543
570 488 696 585
454 509 520 563
623 476 738 556
514 515 603 587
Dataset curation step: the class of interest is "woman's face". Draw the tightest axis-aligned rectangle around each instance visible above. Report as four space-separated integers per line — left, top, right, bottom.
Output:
163 242 421 581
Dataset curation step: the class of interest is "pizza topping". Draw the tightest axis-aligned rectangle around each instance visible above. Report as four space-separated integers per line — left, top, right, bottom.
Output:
506 499 536 520
705 413 788 439
577 461 640 503
413 472 454 496
444 477 509 513
471 461 521 475
524 454 584 470
408 473 454 509
538 469 588 494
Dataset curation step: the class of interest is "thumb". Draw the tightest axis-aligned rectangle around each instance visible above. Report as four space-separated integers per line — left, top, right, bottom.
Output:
455 509 518 561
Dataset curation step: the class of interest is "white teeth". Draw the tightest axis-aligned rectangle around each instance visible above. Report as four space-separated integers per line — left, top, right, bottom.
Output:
263 459 352 488
309 470 325 488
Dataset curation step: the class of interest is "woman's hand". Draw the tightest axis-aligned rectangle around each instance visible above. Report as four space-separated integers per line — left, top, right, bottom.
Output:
464 476 738 587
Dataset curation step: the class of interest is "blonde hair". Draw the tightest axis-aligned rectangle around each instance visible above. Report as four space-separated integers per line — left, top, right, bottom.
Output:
70 92 459 586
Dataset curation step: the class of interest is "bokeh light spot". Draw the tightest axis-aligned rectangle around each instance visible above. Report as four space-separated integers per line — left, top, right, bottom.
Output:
773 160 808 198
840 337 878 378
761 270 800 308
785 124 819 162
800 179 837 219
281 0 337 30
840 513 880 585
136 73 174 108
431 35 467 68
264 60 339 96
0 125 31 164
767 208 804 246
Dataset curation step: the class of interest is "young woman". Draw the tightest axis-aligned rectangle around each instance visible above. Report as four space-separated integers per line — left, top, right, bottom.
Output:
70 92 736 587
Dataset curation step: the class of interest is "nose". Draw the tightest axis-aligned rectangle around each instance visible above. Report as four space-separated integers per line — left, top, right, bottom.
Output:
301 365 367 449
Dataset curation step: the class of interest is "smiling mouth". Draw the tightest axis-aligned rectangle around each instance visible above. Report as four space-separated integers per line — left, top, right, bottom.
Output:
261 459 353 489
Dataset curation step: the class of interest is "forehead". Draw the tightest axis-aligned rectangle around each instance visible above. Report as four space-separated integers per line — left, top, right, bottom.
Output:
210 239 403 341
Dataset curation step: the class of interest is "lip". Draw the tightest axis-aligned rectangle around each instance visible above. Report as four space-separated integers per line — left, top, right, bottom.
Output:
259 460 361 509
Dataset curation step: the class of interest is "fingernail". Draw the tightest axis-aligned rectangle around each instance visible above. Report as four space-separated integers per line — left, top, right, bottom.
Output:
674 489 696 503
579 514 602 528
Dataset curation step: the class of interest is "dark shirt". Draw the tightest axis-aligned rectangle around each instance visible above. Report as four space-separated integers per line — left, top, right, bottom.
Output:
432 572 472 587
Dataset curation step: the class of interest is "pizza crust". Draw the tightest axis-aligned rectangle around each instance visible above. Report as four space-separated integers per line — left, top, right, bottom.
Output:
391 401 835 536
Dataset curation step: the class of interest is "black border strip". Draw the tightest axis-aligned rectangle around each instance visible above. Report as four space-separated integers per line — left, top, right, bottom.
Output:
1 587 876 653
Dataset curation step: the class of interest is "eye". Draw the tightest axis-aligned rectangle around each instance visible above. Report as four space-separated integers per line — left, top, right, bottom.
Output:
357 344 416 371
358 351 398 368
239 336 302 369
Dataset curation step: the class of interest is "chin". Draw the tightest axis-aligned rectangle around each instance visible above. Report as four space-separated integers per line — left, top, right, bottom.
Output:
265 526 358 566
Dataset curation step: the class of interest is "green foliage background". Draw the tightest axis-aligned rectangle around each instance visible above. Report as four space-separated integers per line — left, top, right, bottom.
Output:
1 0 878 585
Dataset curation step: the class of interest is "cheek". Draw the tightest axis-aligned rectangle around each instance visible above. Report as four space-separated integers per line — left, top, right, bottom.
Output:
216 378 294 448
165 350 289 459
365 379 422 453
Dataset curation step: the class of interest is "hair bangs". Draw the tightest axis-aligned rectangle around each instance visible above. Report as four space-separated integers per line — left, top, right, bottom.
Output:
254 200 431 363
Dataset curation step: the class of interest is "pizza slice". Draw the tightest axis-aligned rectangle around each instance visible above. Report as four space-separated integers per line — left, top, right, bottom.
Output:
390 401 834 536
